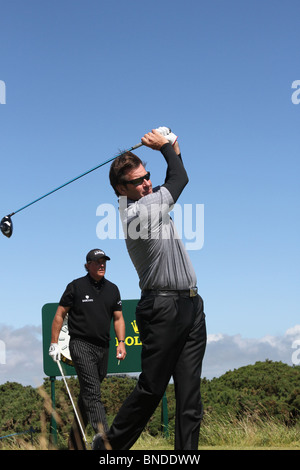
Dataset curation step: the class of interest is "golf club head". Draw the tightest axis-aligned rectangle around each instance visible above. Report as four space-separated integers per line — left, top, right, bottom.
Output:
0 215 13 238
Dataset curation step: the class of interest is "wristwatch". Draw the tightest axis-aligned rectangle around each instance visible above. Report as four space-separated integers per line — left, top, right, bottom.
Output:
58 314 73 366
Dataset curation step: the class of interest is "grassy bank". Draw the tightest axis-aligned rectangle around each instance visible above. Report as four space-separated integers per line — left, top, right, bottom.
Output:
132 413 300 450
1 361 299 450
2 413 299 450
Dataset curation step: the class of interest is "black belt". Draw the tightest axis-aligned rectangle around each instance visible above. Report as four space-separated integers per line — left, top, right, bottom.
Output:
142 287 198 298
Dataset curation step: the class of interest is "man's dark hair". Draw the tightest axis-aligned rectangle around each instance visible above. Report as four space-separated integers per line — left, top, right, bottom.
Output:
109 151 146 196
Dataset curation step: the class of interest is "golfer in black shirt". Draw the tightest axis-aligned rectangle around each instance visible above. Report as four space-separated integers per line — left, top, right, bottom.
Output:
49 249 126 449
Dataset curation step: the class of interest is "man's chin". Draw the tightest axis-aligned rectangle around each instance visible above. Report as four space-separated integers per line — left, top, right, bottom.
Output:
143 189 152 197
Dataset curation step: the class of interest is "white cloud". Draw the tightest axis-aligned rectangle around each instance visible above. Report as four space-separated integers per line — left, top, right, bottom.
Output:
0 324 44 386
0 324 300 386
202 325 300 379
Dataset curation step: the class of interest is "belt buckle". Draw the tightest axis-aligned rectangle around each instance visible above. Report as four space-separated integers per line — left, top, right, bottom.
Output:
189 287 198 297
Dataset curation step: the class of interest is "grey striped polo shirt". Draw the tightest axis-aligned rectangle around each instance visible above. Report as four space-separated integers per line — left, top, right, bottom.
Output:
119 186 197 291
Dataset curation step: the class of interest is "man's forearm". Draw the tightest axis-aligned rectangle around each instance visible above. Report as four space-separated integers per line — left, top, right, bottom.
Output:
161 143 188 202
173 140 181 156
114 315 126 342
51 306 69 343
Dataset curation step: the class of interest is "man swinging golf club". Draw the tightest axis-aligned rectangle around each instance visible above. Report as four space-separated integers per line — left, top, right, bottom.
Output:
92 127 207 450
49 248 126 450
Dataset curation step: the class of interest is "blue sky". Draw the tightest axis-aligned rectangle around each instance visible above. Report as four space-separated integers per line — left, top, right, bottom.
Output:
0 0 299 385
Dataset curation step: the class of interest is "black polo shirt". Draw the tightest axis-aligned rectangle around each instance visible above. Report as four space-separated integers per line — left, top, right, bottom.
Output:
59 274 122 346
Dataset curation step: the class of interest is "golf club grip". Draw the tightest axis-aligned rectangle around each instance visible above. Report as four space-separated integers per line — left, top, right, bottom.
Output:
130 128 171 151
130 142 143 151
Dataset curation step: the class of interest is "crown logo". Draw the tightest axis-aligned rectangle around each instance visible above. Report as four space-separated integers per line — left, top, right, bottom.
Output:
131 320 139 334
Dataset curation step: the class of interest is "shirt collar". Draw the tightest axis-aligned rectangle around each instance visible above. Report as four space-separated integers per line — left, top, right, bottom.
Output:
87 274 105 288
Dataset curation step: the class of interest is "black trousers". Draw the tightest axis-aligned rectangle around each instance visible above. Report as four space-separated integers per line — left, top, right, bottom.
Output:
106 293 207 450
68 338 109 450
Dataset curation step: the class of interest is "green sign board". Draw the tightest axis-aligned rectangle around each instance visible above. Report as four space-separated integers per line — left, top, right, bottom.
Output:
42 299 140 377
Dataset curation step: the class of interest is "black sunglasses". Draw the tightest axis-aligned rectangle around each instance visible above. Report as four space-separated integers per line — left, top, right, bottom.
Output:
123 172 151 187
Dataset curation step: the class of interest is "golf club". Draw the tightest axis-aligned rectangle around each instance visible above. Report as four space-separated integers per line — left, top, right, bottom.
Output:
56 359 88 447
0 141 144 238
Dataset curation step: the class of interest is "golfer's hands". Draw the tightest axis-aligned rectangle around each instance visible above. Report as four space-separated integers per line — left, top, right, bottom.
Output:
49 343 61 362
142 129 169 150
116 341 126 361
155 126 178 146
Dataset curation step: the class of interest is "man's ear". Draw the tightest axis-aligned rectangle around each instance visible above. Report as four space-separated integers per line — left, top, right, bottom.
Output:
116 184 127 196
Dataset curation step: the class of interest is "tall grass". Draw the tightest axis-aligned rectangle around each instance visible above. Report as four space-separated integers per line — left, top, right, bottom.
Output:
133 411 300 450
1 415 300 450
198 412 300 449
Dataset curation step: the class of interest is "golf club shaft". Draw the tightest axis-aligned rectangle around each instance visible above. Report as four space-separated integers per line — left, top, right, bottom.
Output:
56 360 87 445
9 142 143 217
